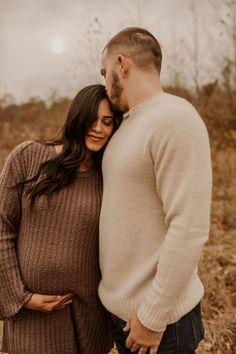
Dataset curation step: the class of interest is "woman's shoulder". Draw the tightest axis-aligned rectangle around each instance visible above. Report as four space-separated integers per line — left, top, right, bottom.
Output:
10 140 34 156
10 140 52 160
6 141 53 176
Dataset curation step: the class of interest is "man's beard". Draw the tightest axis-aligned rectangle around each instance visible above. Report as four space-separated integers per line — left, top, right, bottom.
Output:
109 72 125 112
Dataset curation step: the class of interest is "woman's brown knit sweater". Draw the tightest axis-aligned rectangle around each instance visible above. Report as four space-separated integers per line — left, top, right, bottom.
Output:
0 141 112 354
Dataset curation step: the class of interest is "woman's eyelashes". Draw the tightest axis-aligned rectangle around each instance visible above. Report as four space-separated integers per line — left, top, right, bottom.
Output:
104 121 113 126
103 118 113 126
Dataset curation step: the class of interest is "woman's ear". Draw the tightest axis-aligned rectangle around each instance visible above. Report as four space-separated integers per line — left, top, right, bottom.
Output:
117 55 129 78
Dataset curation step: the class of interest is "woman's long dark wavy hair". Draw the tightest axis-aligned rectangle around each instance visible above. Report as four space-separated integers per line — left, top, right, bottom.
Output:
22 84 121 205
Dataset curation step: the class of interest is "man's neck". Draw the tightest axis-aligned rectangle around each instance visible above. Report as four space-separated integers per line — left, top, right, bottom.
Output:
126 71 163 110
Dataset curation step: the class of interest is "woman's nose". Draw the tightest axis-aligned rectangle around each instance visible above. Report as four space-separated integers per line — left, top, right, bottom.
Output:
92 120 102 132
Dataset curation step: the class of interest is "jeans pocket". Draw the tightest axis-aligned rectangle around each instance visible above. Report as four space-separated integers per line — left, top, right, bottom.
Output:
189 303 205 347
110 313 127 329
176 302 204 353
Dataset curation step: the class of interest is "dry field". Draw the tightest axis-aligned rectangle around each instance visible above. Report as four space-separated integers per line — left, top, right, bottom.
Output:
0 90 235 353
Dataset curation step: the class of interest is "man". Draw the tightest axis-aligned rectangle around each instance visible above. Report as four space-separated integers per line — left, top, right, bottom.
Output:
99 27 212 354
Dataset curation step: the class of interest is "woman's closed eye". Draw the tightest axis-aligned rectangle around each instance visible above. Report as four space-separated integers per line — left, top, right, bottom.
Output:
103 117 113 126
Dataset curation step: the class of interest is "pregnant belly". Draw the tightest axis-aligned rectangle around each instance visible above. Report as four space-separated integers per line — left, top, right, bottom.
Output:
18 243 100 296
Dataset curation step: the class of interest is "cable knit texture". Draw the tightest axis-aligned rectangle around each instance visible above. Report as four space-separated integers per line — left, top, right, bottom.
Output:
99 93 212 332
0 141 112 354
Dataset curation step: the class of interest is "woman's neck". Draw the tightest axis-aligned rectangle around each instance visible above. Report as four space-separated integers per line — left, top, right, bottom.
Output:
79 156 93 172
54 144 93 172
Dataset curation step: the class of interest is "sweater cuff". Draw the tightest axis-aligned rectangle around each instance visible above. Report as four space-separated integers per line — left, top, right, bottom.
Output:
22 291 33 307
0 290 33 320
137 287 170 332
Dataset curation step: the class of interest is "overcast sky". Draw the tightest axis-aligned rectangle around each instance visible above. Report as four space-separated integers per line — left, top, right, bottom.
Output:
0 0 234 102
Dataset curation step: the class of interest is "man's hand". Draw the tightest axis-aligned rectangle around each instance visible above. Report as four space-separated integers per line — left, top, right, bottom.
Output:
24 293 73 313
124 313 163 354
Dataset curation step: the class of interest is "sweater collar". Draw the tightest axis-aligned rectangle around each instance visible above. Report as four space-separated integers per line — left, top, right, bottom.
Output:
123 92 166 120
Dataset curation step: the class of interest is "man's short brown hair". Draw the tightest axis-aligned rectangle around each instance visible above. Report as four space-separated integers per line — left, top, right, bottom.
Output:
104 27 162 73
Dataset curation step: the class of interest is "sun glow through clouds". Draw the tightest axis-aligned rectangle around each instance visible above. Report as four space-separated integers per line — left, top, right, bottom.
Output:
50 38 65 54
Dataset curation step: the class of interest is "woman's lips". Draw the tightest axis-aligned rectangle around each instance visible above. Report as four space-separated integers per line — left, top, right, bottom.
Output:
87 135 105 142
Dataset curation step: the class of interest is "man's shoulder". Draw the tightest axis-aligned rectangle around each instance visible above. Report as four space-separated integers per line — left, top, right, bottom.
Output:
149 93 202 128
152 93 196 116
144 93 208 146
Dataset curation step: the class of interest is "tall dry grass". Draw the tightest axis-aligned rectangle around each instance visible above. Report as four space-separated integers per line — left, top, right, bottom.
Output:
0 87 235 353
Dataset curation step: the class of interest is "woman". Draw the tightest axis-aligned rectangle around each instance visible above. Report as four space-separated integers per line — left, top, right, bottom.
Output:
0 84 121 354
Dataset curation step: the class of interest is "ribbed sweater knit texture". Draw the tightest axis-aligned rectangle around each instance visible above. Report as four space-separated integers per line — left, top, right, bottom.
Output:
0 141 112 354
99 93 212 332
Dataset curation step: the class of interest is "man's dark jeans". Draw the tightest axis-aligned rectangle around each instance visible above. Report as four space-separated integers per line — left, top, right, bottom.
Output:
107 303 204 354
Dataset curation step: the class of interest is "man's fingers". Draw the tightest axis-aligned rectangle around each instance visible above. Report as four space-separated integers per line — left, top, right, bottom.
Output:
123 319 131 332
138 347 148 354
150 346 158 354
125 334 134 349
130 343 140 352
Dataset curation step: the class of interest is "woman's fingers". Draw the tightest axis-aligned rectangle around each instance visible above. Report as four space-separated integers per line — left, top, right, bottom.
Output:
42 294 62 303
43 292 73 304
61 299 73 306
43 293 73 312
24 293 74 313
58 293 74 303
53 299 73 311
51 293 73 308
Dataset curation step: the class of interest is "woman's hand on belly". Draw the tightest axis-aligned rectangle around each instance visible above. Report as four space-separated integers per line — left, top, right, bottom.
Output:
23 292 73 313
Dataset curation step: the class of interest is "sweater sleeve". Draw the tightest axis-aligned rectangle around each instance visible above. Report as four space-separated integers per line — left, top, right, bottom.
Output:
137 106 212 331
0 142 33 319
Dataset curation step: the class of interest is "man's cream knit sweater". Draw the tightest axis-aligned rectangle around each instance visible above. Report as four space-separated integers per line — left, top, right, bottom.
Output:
99 93 212 332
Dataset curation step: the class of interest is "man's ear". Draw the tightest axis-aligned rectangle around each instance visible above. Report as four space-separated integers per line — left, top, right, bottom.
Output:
117 55 129 78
